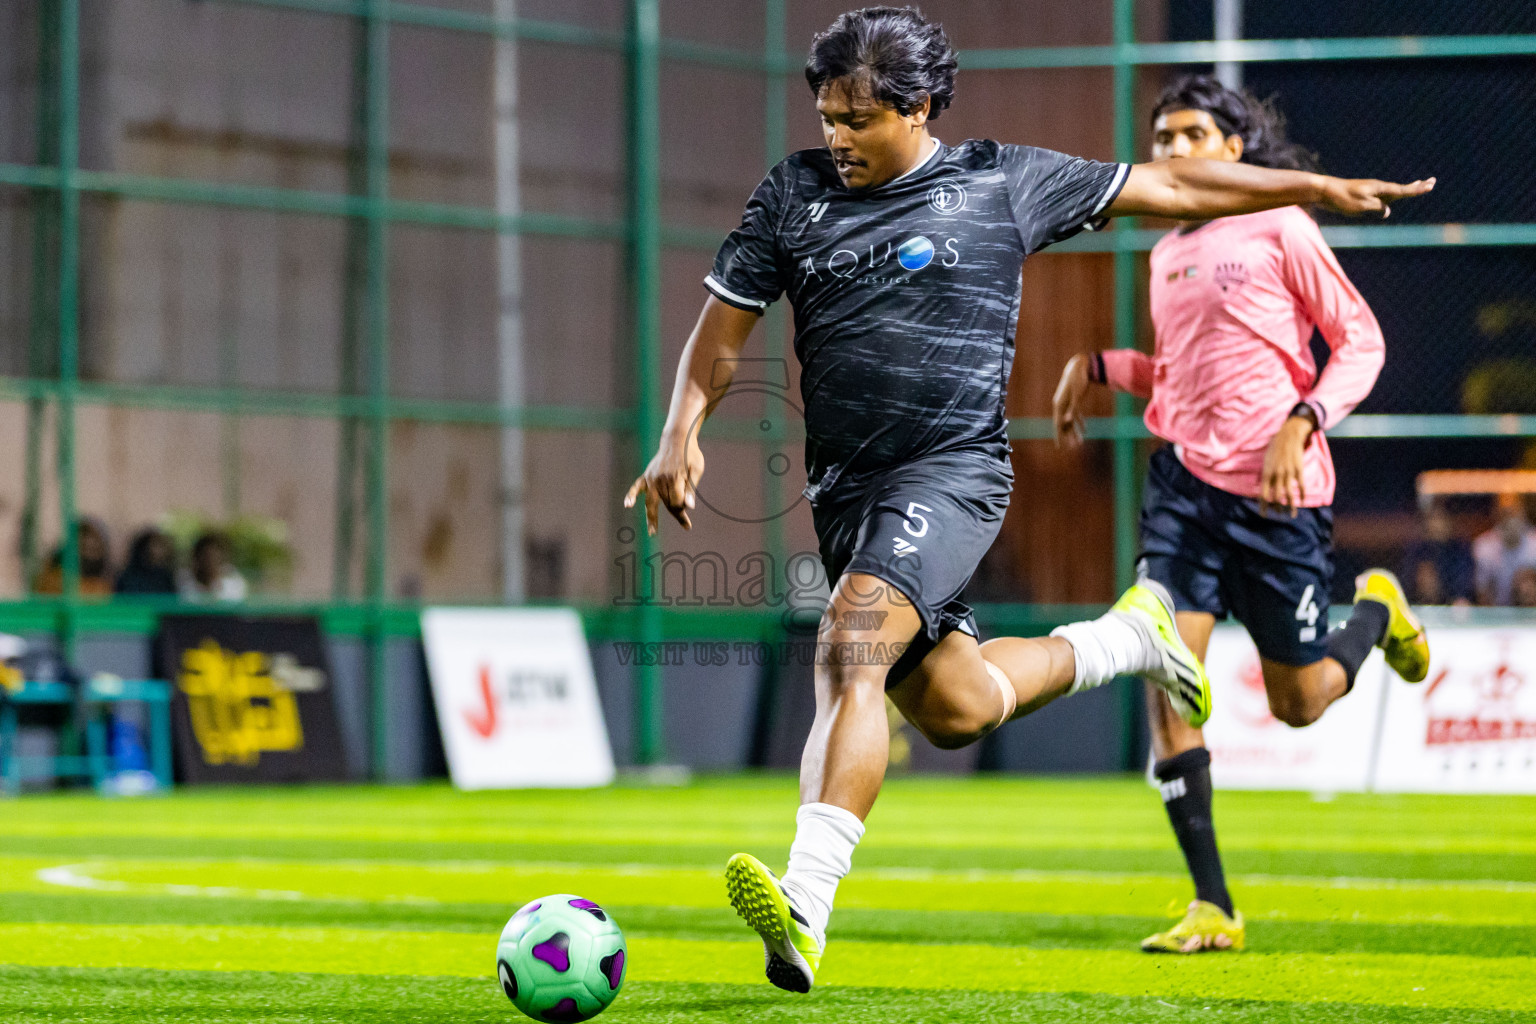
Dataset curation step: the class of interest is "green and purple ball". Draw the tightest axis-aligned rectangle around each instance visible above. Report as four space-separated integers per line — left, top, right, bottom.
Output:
496 894 627 1022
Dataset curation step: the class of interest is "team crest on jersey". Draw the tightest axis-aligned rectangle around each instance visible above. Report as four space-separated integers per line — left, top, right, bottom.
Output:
1215 261 1250 293
926 179 967 215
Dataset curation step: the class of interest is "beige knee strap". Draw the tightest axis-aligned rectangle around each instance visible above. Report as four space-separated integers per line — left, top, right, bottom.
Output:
985 660 1018 728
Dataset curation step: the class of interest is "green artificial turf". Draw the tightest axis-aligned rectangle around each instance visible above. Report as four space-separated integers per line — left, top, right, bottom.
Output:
1 776 1532 1022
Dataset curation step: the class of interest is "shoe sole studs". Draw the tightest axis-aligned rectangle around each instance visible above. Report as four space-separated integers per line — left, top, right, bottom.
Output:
725 857 813 992
725 858 786 944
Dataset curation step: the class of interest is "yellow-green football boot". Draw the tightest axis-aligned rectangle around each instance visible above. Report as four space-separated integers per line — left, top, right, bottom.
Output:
725 853 823 993
1354 569 1430 683
1112 578 1213 727
1141 899 1246 953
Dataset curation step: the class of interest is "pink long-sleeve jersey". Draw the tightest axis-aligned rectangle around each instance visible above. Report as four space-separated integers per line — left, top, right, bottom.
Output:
1101 205 1384 506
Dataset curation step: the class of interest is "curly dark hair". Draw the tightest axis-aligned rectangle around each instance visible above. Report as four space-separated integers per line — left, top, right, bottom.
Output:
1151 74 1319 172
804 6 958 120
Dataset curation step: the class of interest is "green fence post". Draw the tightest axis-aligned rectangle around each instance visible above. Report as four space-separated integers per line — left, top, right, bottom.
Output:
333 19 374 601
55 0 81 658
762 0 788 585
23 0 63 596
362 0 392 781
628 0 664 765
744 0 792 767
1111 0 1140 769
1111 0 1138 594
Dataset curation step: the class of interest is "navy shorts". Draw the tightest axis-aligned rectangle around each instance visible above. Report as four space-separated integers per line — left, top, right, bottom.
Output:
811 449 1011 686
1138 445 1333 666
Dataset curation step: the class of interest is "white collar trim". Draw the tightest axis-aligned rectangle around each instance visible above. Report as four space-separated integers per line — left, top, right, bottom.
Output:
889 136 941 184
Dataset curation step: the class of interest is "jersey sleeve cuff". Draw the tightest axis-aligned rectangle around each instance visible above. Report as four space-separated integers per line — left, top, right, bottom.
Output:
1083 163 1131 233
1290 399 1328 442
704 274 770 314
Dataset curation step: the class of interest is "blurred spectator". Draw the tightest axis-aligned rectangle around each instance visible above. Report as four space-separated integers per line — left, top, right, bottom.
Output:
178 532 248 602
1401 500 1474 605
1514 566 1536 608
115 528 178 596
33 518 113 597
1472 494 1536 606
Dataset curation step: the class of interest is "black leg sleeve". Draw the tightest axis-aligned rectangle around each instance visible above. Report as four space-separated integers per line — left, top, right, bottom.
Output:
1153 746 1233 917
1326 600 1390 694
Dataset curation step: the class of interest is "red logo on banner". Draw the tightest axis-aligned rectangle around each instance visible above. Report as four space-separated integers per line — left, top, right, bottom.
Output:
463 665 499 740
1233 654 1278 729
1423 639 1536 746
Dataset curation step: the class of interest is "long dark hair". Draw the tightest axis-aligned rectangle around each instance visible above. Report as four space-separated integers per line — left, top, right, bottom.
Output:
1151 74 1319 172
804 6 958 120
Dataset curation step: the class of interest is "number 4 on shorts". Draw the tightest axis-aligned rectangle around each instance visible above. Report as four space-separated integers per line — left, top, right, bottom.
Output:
1296 584 1319 642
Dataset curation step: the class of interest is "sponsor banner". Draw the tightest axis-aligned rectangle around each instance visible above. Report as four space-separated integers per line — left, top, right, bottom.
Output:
1373 627 1536 794
421 608 613 790
158 615 348 785
1202 625 1386 792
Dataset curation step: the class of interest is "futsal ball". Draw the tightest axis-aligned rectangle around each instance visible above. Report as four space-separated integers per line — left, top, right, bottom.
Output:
496 894 627 1022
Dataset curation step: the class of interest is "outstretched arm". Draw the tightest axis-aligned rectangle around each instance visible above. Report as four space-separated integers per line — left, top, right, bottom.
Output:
1108 159 1434 220
623 296 760 534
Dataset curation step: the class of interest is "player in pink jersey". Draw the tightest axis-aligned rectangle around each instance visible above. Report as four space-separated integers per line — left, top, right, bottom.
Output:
1053 76 1433 954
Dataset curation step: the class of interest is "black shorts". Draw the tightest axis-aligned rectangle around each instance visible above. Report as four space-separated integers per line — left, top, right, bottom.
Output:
811 449 1011 686
1138 445 1333 666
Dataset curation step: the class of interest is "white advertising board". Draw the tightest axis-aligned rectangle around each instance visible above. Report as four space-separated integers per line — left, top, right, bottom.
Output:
421 608 614 790
1202 624 1387 792
1372 626 1536 794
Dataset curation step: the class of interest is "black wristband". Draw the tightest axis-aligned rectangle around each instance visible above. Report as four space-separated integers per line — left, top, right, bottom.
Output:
1089 352 1107 386
1289 401 1320 431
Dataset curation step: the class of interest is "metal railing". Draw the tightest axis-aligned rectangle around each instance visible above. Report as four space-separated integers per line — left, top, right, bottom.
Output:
3 0 1531 770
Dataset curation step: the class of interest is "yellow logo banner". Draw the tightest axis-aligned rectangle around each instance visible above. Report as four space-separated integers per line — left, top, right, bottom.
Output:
178 640 304 766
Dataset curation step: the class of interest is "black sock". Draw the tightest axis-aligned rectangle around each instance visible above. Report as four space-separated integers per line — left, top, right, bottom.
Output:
1153 747 1233 917
1326 600 1390 693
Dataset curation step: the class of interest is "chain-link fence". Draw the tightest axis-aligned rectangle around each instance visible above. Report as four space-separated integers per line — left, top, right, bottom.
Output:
1 0 1532 765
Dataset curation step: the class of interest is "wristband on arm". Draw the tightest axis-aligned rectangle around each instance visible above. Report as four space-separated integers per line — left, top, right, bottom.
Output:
1289 400 1325 440
1088 352 1107 386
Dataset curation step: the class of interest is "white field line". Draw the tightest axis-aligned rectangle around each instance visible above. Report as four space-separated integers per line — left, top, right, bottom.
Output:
37 864 308 902
29 857 1536 901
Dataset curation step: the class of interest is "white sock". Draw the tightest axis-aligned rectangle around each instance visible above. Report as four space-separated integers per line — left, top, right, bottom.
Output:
1051 610 1156 694
778 802 864 945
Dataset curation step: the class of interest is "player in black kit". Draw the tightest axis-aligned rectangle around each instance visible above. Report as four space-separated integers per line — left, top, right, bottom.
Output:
623 7 1434 992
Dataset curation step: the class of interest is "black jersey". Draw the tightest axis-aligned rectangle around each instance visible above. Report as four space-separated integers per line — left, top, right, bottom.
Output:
705 139 1128 501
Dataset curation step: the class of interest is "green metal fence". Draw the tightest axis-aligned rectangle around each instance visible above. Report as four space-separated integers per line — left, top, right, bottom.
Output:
3 0 1532 770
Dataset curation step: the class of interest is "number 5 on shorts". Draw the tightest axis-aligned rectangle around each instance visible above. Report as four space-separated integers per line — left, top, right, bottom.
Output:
903 502 933 538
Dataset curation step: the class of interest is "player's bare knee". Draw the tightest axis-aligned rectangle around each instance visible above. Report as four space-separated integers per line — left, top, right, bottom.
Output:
1267 690 1325 728
821 658 889 703
909 695 994 750
915 717 988 750
1263 664 1332 727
